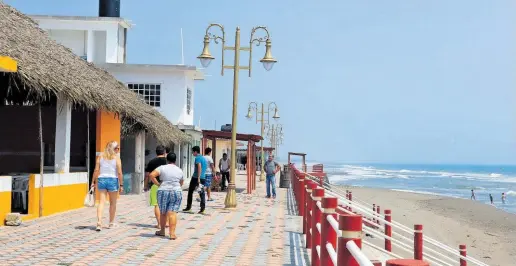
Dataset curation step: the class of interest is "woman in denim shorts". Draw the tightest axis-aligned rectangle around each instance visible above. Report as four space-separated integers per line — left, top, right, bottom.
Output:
91 141 123 231
149 152 184 240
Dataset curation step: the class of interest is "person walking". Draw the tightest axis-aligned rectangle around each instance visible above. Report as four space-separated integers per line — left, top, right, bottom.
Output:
502 192 506 204
471 189 476 200
490 193 494 205
144 145 167 229
183 146 207 214
204 147 215 201
91 141 123 231
219 153 230 191
148 152 184 240
263 154 280 199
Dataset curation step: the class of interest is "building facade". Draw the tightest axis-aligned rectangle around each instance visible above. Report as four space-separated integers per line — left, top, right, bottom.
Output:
30 5 204 193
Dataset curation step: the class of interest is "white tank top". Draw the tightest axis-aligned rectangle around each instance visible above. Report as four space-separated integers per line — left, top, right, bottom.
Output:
220 159 229 171
99 157 117 178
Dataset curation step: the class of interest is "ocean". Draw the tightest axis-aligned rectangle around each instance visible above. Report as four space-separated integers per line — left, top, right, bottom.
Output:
320 163 516 214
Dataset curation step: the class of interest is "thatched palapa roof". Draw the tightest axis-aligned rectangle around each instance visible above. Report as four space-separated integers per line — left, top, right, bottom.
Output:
0 3 190 144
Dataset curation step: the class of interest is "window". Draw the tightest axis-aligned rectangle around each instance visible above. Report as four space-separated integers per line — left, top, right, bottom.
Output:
127 83 161 107
186 87 192 115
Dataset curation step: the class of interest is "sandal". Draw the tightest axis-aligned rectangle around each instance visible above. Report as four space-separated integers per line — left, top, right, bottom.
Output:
108 223 118 229
155 230 166 237
96 223 102 231
169 235 177 240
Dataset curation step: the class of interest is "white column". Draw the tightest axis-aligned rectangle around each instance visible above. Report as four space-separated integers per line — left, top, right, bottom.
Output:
173 143 181 165
86 30 95 63
105 28 118 63
177 143 181 168
133 131 145 194
54 99 72 173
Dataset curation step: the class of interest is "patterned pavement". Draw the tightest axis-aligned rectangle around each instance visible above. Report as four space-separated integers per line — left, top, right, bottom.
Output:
0 174 309 266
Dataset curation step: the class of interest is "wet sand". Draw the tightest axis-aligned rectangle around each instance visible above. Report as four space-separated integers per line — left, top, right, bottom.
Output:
337 186 516 266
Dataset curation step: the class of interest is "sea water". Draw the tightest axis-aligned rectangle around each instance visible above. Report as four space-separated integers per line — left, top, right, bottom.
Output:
320 163 516 214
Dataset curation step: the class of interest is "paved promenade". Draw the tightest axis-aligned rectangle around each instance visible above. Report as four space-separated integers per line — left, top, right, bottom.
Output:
0 173 309 266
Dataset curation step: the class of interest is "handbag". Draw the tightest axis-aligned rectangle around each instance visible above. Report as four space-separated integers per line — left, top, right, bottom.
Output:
84 187 95 207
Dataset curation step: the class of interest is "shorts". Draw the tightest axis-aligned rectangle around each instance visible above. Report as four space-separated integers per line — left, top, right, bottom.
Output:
204 174 213 187
157 190 182 213
150 184 159 206
98 178 119 192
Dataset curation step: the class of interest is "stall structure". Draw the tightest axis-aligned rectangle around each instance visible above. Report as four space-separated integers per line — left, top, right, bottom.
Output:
202 130 262 194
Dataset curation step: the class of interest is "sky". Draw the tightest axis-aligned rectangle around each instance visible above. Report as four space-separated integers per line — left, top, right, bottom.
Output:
5 0 516 165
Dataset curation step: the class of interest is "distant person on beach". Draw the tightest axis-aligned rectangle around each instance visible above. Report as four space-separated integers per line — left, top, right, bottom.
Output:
183 146 207 214
91 141 123 231
263 154 280 199
219 153 230 191
471 189 476 200
502 193 506 204
144 145 168 229
148 152 183 240
490 194 494 205
203 147 215 201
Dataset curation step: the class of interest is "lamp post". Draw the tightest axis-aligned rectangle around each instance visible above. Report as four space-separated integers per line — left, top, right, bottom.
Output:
246 102 280 181
198 24 277 209
268 124 283 158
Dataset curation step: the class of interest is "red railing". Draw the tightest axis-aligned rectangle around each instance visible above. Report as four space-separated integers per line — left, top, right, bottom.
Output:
289 164 489 266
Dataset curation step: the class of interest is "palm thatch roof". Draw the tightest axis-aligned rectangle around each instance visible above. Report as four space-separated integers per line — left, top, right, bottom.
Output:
0 3 190 144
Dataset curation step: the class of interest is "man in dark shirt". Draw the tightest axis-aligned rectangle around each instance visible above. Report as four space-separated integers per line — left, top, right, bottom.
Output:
144 145 167 229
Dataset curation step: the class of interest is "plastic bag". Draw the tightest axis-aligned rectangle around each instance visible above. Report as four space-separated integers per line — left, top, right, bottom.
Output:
84 187 95 207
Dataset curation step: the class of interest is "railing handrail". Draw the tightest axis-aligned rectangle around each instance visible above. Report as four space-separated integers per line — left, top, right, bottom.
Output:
346 240 375 266
298 168 489 266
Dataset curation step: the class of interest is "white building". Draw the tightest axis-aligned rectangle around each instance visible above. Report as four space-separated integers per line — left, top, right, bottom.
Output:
30 1 204 192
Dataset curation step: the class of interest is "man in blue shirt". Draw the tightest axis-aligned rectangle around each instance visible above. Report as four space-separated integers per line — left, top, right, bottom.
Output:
183 146 207 213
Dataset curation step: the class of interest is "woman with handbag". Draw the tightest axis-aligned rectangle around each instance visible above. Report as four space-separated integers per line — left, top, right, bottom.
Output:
91 141 123 231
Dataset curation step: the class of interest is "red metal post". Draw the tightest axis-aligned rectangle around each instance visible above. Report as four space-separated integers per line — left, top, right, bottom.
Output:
414 224 423 260
246 141 253 194
386 259 429 266
372 204 376 223
460 244 467 266
321 197 338 266
305 182 317 248
385 209 392 252
294 170 299 208
311 188 325 266
337 214 362 266
298 174 306 217
376 205 381 225
348 191 353 212
370 261 382 266
303 180 313 234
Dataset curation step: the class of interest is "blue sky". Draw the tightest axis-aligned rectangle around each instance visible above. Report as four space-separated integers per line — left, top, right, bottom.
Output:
6 0 516 164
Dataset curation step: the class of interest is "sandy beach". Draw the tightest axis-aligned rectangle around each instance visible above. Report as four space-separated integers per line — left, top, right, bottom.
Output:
337 186 516 266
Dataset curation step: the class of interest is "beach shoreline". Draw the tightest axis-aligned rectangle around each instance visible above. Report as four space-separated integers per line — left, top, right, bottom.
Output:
336 185 516 265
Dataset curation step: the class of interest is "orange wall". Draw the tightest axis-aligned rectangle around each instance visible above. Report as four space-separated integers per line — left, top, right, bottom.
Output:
0 191 10 225
95 110 121 202
96 111 121 153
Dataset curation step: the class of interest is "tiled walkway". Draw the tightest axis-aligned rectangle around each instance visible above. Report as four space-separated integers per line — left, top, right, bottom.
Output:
0 174 309 266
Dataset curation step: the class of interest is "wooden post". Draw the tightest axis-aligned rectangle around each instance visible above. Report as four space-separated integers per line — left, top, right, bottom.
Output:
38 103 44 217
